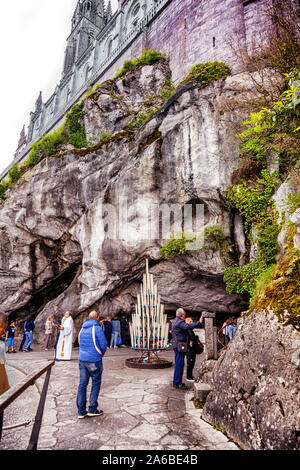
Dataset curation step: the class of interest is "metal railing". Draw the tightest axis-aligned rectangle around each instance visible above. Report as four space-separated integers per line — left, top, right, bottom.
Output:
0 360 55 450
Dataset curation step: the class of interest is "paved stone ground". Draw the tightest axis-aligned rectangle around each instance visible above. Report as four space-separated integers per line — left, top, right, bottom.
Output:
0 345 238 451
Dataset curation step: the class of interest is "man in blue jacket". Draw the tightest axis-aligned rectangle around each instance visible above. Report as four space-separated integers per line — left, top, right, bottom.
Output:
172 308 201 390
76 311 107 419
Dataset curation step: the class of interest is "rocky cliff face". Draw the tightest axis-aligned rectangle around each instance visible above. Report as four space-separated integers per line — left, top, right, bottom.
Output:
0 60 252 337
201 308 300 450
1 59 299 450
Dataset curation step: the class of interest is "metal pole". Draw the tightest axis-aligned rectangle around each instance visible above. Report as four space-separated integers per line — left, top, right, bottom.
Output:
0 411 3 441
27 367 52 451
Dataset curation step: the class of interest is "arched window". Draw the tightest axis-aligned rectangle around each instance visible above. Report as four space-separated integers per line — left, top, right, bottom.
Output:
107 39 113 57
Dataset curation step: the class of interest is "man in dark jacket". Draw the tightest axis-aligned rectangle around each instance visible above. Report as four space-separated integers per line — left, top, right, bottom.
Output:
24 317 35 352
76 311 107 419
172 308 201 389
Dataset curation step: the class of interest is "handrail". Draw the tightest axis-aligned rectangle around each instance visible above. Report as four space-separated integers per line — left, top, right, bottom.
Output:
0 360 55 450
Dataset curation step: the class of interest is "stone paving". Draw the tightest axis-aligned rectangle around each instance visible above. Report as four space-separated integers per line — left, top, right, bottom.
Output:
0 346 238 451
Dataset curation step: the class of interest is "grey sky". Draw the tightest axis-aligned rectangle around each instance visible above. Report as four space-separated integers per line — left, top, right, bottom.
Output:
0 0 118 174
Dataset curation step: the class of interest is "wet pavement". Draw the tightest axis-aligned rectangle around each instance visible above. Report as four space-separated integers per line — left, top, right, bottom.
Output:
0 345 238 451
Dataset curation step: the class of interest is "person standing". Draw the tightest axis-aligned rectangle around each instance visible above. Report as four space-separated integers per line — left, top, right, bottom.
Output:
76 311 107 419
185 317 198 382
120 316 128 346
221 318 230 346
44 316 55 350
5 321 17 354
228 318 237 341
18 321 27 352
172 308 201 390
168 318 174 345
103 317 112 346
55 312 74 361
0 312 10 440
24 316 35 352
110 316 121 349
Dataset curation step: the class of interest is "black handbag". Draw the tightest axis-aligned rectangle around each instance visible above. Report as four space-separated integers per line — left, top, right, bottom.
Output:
195 338 204 354
174 331 188 354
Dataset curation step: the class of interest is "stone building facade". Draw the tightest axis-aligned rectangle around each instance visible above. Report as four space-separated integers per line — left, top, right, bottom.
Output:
2 0 275 178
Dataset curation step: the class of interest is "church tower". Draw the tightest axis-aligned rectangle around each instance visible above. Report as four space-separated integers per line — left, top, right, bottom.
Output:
63 0 111 77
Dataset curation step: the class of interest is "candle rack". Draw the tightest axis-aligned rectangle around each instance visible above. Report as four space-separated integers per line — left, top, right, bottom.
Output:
126 259 173 369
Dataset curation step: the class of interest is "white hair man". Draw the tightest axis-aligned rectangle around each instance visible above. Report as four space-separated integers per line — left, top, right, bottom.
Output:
171 308 201 389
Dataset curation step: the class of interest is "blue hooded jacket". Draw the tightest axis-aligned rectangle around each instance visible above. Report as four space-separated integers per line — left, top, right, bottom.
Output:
78 319 107 362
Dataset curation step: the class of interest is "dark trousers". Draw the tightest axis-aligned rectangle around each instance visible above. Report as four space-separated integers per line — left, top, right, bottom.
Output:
19 334 26 351
186 353 196 379
173 348 185 386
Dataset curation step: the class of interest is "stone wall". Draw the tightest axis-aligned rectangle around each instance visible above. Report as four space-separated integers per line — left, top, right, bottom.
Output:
201 309 300 450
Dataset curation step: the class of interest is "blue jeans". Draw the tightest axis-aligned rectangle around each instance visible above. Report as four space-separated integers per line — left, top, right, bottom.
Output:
173 348 185 386
110 331 119 347
25 331 33 350
76 361 103 415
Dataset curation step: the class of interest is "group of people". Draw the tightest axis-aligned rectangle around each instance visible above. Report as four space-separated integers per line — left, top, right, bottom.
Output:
1 306 238 420
170 308 204 390
3 316 36 354
100 315 129 349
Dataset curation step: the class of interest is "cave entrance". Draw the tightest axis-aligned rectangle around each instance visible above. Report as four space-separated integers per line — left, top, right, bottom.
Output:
9 263 81 324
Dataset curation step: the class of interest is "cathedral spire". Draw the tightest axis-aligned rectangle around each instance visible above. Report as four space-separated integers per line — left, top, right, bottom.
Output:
106 1 112 18
35 91 43 113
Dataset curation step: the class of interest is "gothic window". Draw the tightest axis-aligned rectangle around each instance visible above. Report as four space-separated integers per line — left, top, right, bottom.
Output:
107 39 113 57
243 0 258 5
132 4 140 17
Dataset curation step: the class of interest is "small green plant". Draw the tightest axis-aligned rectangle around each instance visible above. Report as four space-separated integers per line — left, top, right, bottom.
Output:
178 61 231 88
65 103 87 148
127 106 159 130
236 71 300 173
161 76 175 101
285 192 300 214
202 225 226 251
114 49 166 79
99 130 112 140
213 421 228 437
250 263 277 308
25 125 66 168
8 164 21 184
160 232 196 259
224 256 268 298
0 179 9 200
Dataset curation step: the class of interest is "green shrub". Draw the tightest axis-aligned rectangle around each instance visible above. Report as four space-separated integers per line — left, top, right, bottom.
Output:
178 61 231 88
160 233 196 259
0 180 9 200
225 170 278 231
127 106 159 130
25 125 65 168
224 256 268 298
8 164 21 184
65 103 87 148
237 71 300 172
203 225 226 251
115 49 166 79
249 263 277 308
